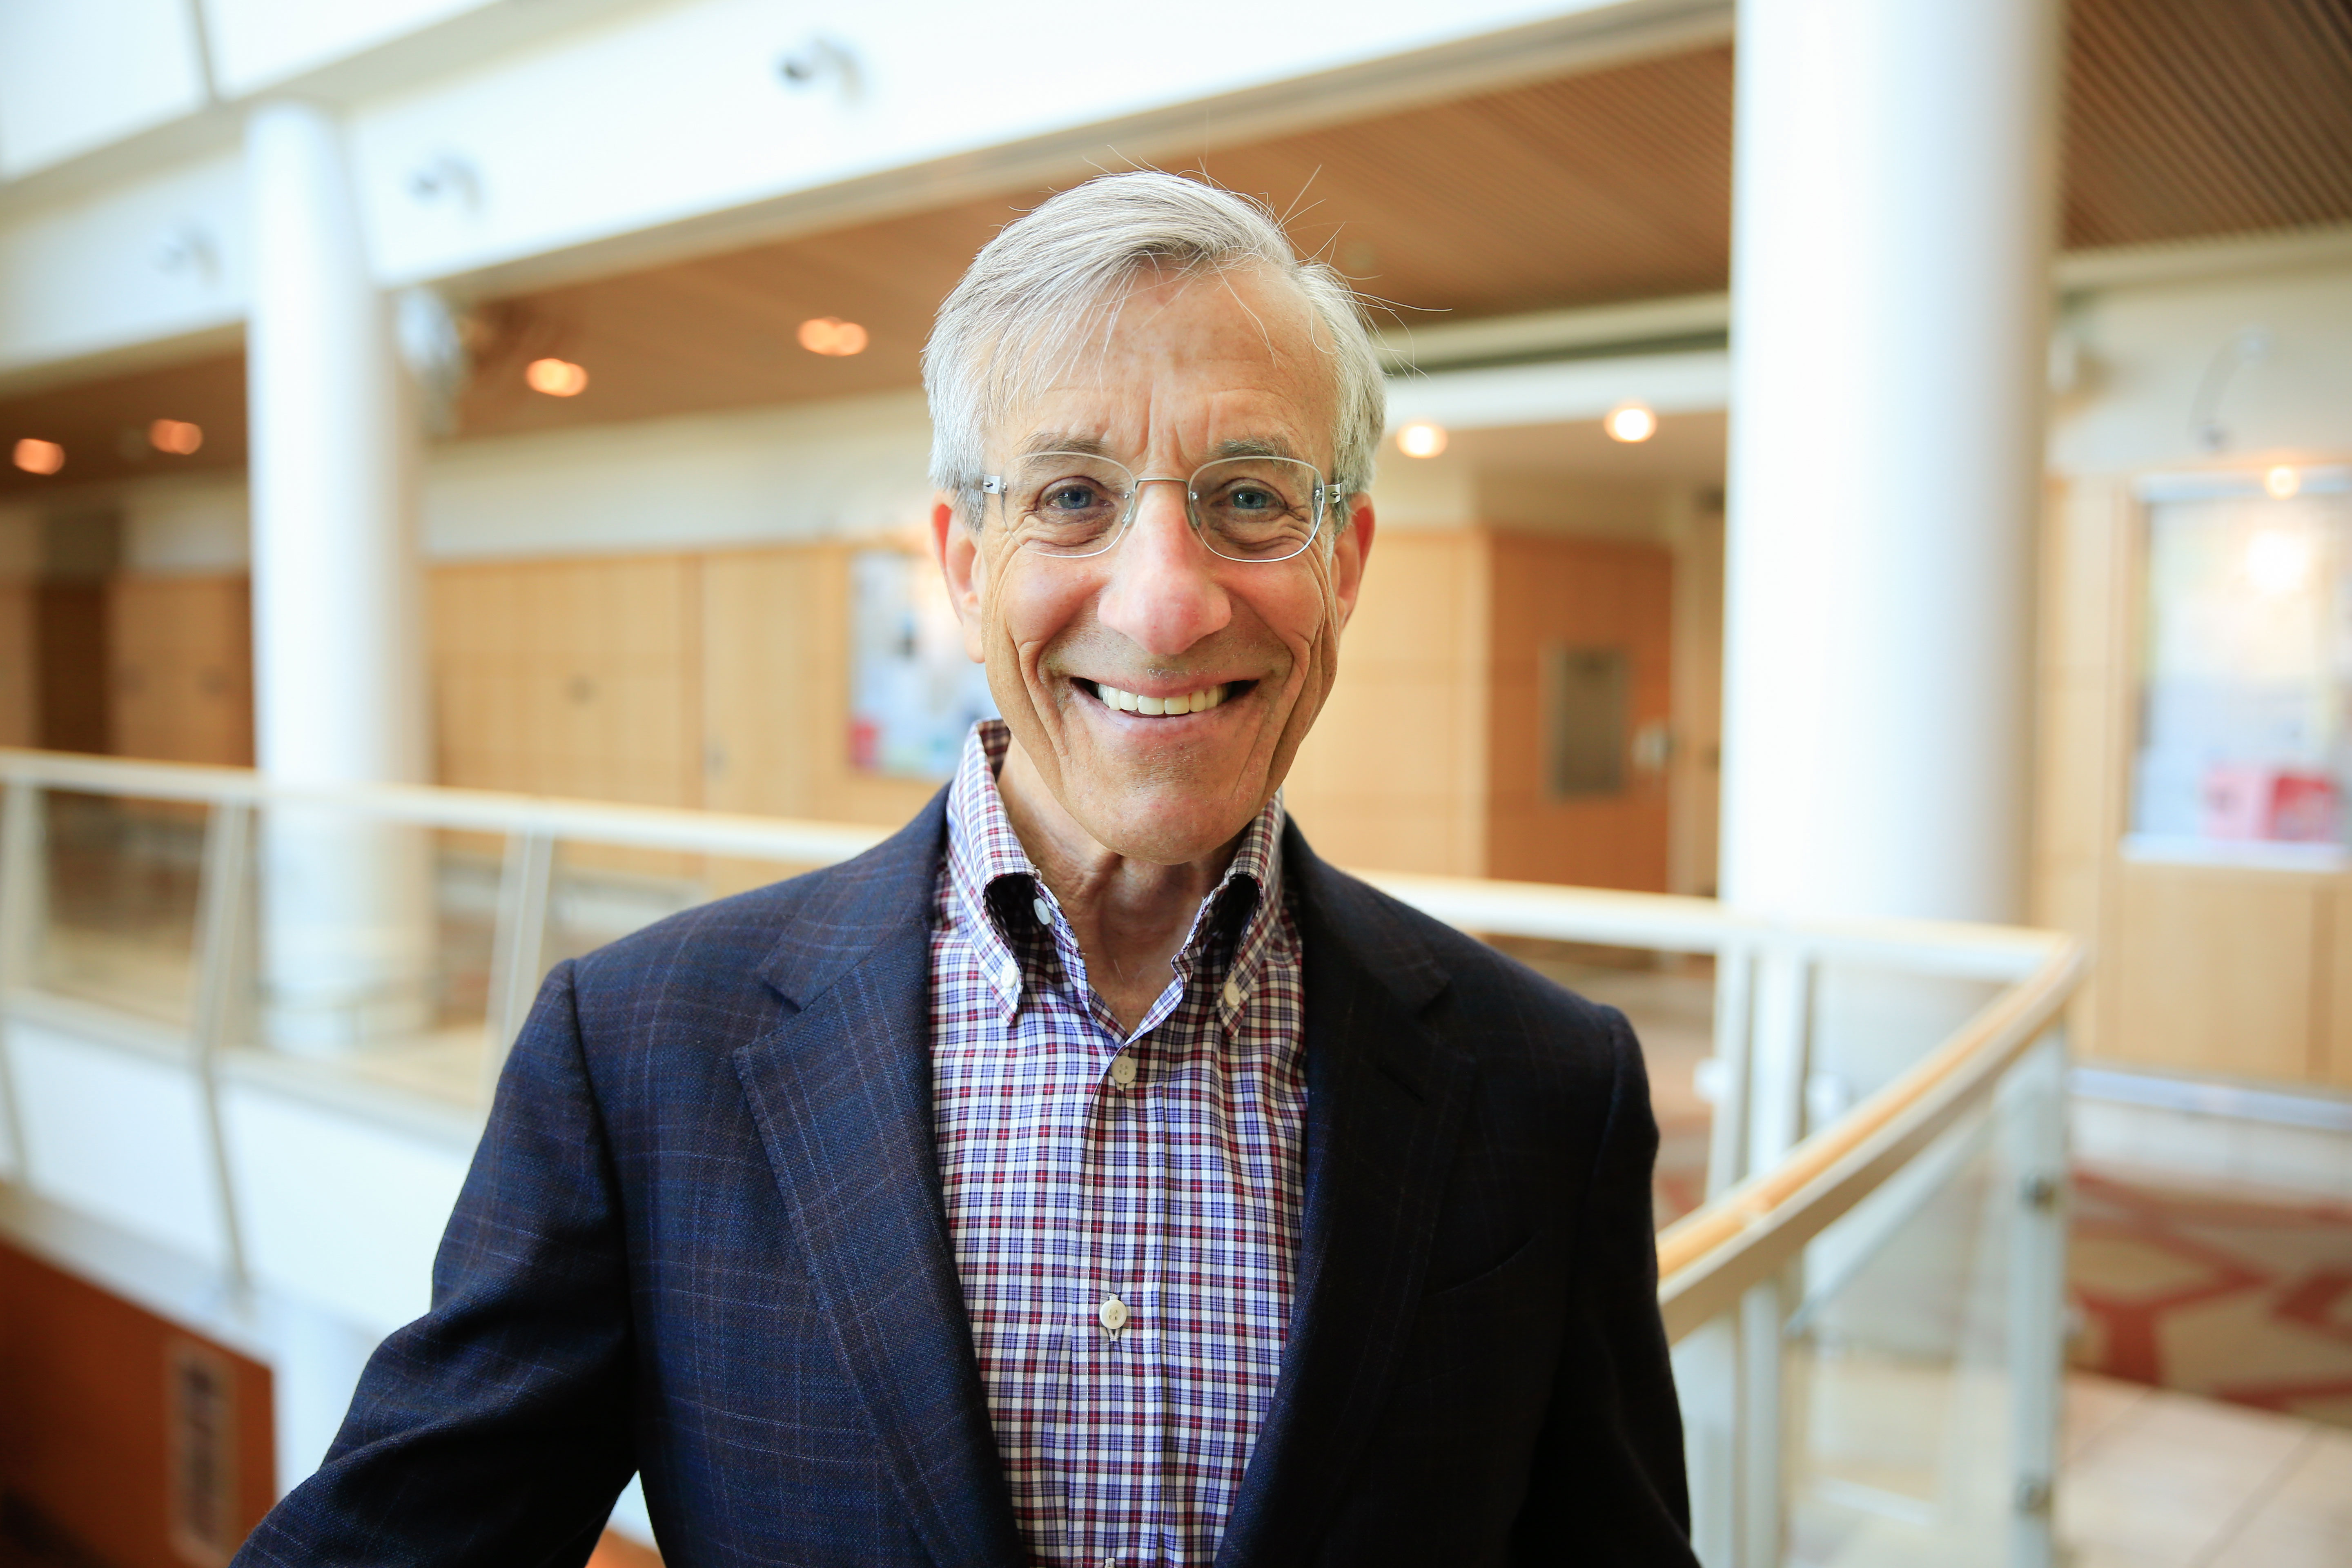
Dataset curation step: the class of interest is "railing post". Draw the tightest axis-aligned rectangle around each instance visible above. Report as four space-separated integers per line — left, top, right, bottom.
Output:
1746 942 1813 1176
0 780 42 1184
482 830 555 1101
1675 1313 1742 1566
1705 941 1754 1199
2002 1029 2067 1568
190 801 256 1295
1736 1272 1789 1568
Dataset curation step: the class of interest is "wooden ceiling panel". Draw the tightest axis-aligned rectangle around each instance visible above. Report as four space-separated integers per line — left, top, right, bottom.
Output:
447 45 1739 440
0 354 244 502
2063 0 2352 248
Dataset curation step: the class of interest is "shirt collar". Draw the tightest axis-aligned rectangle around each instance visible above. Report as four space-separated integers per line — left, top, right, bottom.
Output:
942 718 1287 1025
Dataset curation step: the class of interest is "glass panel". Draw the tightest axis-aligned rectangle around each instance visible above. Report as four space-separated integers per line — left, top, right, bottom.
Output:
229 808 496 1110
1807 964 2005 1128
2135 476 2352 849
1784 1105 2017 1568
31 790 205 1029
542 841 714 969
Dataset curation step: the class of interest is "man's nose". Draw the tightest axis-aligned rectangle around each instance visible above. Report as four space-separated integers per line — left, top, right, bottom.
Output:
1094 479 1232 657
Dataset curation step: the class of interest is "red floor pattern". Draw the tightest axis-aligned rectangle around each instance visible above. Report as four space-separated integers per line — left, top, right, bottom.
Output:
2069 1168 2352 1429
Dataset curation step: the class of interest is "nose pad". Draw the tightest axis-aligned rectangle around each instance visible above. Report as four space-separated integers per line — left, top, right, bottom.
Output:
1117 475 1198 550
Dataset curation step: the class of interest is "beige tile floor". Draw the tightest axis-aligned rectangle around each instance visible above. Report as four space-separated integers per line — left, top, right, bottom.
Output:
2062 1372 2352 1567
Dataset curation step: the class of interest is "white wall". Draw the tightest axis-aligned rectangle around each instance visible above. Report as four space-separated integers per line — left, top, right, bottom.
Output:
421 388 935 560
0 0 210 178
122 476 251 572
111 386 937 570
2051 261 2352 478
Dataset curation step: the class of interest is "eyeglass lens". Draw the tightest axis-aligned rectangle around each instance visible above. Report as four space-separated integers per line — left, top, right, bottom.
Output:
1001 452 1325 561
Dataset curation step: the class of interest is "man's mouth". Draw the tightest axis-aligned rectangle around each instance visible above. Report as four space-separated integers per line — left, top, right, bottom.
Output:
1075 678 1252 717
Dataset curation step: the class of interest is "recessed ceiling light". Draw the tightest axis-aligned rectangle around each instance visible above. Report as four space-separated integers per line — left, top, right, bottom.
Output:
797 317 869 356
526 358 589 396
2265 465 2301 499
1605 403 1657 443
12 438 64 474
1396 421 1447 459
150 419 203 455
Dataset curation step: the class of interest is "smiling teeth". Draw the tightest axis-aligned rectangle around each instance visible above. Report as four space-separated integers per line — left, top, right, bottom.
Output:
1096 682 1228 715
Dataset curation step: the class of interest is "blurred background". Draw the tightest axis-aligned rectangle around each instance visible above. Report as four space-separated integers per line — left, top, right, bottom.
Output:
0 1 2346 1564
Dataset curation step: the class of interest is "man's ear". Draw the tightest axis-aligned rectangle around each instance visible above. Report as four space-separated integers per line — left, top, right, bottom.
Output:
930 496 988 663
1330 497 1375 631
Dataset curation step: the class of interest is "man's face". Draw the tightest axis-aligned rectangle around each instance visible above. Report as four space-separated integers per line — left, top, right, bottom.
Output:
933 265 1374 865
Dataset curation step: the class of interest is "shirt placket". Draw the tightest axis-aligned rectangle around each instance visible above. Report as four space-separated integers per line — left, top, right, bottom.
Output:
1039 904 1138 1565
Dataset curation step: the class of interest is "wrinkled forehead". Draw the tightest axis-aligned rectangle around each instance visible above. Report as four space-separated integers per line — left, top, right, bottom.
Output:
982 264 1339 464
1003 429 1317 468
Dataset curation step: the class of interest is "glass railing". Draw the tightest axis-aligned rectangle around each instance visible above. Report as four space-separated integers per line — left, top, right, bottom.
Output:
0 748 2082 1568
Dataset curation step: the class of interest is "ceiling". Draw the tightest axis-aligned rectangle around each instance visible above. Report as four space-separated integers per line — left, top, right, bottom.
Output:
4 0 2349 502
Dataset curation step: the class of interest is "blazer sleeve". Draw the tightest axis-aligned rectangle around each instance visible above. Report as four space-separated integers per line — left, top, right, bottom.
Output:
234 960 639 1568
1512 1007 1700 1566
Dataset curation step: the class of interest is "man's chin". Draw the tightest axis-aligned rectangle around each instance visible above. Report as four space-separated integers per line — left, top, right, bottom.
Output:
1069 788 1265 867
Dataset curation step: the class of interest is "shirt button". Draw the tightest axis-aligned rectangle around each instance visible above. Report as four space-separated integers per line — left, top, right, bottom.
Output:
1109 1051 1137 1089
1031 895 1053 926
1221 978 1243 1009
1098 1295 1129 1332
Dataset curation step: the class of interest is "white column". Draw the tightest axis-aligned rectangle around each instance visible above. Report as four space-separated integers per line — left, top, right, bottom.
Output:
245 101 434 1051
1719 0 2062 928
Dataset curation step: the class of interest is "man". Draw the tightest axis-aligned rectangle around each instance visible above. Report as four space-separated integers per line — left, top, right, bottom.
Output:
235 172 1696 1567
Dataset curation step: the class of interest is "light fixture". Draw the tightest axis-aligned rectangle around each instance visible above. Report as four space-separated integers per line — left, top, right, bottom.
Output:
150 419 203 455
526 358 589 396
797 317 869 356
2265 464 2301 500
1605 403 1657 443
1396 421 1447 459
2246 530 2313 595
11 438 63 475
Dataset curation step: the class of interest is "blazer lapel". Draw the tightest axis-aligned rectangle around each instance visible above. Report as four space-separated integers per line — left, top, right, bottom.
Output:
731 799 1025 1568
1216 833 1473 1567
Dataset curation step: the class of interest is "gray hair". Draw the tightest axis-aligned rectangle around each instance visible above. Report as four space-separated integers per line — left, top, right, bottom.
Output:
924 171 1384 532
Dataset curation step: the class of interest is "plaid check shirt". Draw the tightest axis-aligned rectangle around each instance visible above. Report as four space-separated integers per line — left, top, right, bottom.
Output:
931 719 1307 1568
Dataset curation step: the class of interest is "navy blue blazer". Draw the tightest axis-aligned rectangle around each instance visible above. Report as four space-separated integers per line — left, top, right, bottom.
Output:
236 795 1696 1567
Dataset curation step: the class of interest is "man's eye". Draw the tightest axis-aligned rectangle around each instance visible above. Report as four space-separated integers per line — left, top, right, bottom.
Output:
1228 486 1278 512
1041 482 1103 511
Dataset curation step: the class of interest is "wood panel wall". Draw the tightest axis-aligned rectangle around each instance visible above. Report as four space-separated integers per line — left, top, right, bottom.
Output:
108 575 254 766
34 582 109 755
1484 532 1674 891
699 547 942 829
1283 530 1492 876
430 554 706 808
0 576 33 748
0 1241 275 1568
2033 476 2134 1068
66 531 1682 901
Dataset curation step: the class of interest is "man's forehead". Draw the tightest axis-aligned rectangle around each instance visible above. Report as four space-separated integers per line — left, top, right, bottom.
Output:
1011 430 1312 463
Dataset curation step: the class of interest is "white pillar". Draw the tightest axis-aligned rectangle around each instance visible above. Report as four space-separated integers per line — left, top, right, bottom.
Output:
245 101 433 1051
1720 0 2061 928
